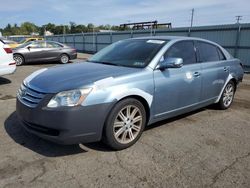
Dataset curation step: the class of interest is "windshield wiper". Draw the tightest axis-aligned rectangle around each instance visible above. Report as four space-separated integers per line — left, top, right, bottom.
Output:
87 60 118 66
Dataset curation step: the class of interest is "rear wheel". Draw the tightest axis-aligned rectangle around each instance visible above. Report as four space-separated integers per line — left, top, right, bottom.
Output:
14 54 25 66
103 98 146 150
217 80 235 110
60 54 69 64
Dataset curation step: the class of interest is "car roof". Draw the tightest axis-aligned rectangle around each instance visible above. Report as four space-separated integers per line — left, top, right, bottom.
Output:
29 40 64 46
131 36 217 44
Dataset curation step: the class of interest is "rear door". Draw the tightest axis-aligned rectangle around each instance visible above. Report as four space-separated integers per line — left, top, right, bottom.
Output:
153 40 202 118
195 41 229 101
43 42 62 61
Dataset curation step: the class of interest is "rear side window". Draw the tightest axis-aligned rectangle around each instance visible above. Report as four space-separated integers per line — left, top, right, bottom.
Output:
164 41 196 65
47 42 62 48
217 48 226 60
196 41 220 62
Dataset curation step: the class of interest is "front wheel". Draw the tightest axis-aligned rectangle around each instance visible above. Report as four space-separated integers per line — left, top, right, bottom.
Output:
217 80 235 110
103 98 146 150
59 54 69 64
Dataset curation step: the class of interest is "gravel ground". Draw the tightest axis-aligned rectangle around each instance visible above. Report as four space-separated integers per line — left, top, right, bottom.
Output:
0 60 249 188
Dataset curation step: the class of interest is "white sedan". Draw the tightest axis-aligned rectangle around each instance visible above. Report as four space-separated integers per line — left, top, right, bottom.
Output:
0 39 16 76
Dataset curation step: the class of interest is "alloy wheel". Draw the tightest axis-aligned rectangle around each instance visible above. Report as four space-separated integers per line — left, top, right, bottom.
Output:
223 83 234 107
113 105 143 144
61 55 69 64
14 55 23 66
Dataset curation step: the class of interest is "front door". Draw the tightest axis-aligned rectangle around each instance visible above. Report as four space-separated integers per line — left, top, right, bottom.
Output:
24 42 45 62
153 40 202 118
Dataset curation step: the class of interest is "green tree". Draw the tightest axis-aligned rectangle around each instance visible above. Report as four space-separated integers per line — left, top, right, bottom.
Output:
20 22 39 35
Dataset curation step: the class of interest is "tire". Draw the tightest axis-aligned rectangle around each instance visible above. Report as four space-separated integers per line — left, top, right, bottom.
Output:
59 54 69 64
14 54 25 66
103 98 147 150
217 80 235 110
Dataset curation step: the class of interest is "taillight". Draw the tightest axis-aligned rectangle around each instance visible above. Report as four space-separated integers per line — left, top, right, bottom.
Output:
9 62 16 65
4 48 12 54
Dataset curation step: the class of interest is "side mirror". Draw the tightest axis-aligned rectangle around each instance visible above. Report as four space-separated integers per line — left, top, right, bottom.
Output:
159 57 183 70
27 46 31 50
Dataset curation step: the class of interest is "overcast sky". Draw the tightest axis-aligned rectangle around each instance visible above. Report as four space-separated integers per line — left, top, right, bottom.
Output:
0 0 250 28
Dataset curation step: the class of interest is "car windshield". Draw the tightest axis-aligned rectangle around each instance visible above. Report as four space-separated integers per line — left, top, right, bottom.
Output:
89 39 168 68
18 38 27 43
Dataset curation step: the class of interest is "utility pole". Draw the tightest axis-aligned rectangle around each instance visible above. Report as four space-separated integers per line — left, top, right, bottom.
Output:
188 8 194 37
236 16 242 24
63 25 66 43
92 26 95 52
234 16 242 58
190 8 194 28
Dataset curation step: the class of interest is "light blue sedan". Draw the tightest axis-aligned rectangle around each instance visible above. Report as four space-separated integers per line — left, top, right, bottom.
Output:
16 36 244 150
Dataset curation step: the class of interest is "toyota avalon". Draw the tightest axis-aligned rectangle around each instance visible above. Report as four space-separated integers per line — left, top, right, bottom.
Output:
16 36 244 150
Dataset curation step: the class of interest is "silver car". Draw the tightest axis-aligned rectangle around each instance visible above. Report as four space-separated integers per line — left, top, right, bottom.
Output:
16 36 244 150
13 41 77 65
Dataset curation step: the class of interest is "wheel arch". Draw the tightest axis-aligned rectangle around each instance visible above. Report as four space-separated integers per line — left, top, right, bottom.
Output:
230 78 237 91
120 95 151 124
101 94 151 138
215 74 238 103
60 53 70 58
13 53 25 61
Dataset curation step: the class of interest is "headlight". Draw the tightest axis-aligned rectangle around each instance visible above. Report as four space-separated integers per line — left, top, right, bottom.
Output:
47 88 92 108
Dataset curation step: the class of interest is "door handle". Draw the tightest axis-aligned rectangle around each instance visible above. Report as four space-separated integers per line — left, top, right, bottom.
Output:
193 72 201 77
223 67 229 72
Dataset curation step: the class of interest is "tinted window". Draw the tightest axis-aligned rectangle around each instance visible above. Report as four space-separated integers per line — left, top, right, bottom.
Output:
89 39 168 68
47 42 62 48
29 42 46 48
196 42 220 62
164 41 196 65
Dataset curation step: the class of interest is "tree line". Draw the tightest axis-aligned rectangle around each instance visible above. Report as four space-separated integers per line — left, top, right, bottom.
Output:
0 22 127 36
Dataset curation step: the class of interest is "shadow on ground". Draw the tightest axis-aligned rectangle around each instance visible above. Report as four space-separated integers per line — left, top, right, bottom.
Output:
0 77 11 85
22 60 78 66
4 112 87 157
4 107 214 156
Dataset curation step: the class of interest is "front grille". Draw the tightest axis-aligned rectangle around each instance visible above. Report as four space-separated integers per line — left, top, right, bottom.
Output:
17 83 46 108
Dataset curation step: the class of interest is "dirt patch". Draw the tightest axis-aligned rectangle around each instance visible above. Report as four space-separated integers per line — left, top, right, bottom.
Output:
205 139 220 147
233 98 250 109
0 95 16 100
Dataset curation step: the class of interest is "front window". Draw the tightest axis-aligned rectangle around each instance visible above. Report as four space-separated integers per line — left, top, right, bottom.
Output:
164 41 196 65
17 41 32 48
89 39 168 68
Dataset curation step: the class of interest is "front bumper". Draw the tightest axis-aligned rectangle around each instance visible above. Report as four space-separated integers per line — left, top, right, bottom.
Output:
16 97 114 145
0 64 16 76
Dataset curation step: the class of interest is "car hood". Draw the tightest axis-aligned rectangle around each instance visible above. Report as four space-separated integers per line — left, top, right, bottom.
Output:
24 62 141 93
